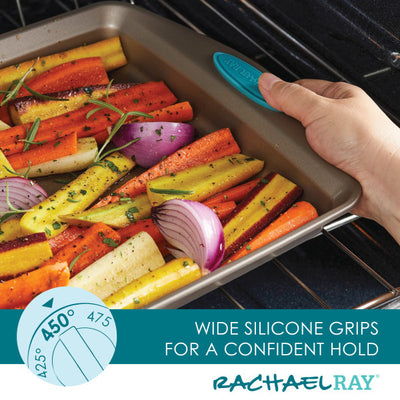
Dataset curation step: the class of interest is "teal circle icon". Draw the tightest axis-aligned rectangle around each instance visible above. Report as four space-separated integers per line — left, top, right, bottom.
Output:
17 287 117 386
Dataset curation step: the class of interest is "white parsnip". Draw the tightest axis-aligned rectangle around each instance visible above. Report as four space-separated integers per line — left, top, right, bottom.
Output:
69 231 165 299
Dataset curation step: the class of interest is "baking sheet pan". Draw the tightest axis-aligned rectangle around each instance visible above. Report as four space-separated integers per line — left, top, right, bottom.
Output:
0 1 361 308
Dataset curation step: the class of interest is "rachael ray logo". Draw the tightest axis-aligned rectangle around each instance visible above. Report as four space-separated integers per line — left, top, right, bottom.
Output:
213 373 378 393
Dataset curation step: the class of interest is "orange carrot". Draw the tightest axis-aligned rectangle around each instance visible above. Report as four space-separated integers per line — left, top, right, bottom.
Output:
94 128 241 207
0 81 177 156
42 222 121 277
203 179 260 206
7 132 77 170
130 101 193 123
0 106 11 125
0 262 69 309
206 201 237 220
92 129 110 145
224 201 318 264
48 225 88 255
17 57 109 97
118 219 169 256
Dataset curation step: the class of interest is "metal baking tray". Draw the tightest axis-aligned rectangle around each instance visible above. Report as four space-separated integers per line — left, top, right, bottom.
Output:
0 1 361 308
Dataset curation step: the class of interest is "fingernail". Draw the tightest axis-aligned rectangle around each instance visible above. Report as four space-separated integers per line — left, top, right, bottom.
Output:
259 73 282 91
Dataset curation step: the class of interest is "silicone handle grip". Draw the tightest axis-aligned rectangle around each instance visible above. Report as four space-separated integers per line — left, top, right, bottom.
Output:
213 52 278 112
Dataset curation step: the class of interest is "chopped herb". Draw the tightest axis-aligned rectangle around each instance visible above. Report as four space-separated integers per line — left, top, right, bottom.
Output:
134 297 140 304
133 98 139 104
183 260 189 267
104 160 120 173
260 201 265 207
69 249 90 271
170 135 176 142
155 128 162 136
45 227 51 236
261 178 269 184
246 245 251 251
66 198 80 203
54 178 71 184
80 189 87 195
245 157 255 161
54 140 61 147
103 237 118 248
52 222 61 230
125 206 139 223
149 188 194 195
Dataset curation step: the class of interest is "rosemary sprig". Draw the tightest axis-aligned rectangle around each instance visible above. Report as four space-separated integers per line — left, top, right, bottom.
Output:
21 83 69 102
22 118 41 152
0 59 38 106
105 78 114 102
149 188 194 195
69 249 90 271
3 160 32 179
0 182 33 223
86 98 153 162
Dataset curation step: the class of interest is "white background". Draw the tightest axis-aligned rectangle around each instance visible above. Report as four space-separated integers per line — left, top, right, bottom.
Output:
1 364 397 399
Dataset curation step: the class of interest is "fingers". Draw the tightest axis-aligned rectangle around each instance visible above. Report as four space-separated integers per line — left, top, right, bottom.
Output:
296 79 364 99
258 73 325 125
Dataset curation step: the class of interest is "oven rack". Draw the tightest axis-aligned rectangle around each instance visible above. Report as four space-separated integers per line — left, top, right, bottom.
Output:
5 0 400 310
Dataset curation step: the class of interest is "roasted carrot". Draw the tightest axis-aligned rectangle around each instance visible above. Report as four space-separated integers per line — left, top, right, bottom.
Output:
203 179 260 206
130 101 194 123
48 225 88 255
0 81 177 156
207 201 237 220
224 201 318 264
17 57 109 97
0 36 127 91
0 106 11 125
92 129 110 145
7 132 77 170
42 222 121 277
118 218 169 256
0 262 69 309
94 128 241 207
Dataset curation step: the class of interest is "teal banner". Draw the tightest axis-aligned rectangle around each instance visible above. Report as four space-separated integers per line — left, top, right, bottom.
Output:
2 310 400 364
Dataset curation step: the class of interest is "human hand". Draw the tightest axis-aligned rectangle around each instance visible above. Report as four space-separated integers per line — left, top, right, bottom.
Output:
258 73 400 244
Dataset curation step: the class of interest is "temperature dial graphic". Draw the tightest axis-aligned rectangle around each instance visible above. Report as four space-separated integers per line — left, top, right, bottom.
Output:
17 287 117 386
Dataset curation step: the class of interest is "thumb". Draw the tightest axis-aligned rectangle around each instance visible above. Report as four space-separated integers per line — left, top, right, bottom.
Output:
258 73 324 125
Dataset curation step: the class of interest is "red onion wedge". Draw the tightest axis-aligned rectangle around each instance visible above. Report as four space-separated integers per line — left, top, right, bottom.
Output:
111 121 195 168
152 199 225 274
0 177 48 220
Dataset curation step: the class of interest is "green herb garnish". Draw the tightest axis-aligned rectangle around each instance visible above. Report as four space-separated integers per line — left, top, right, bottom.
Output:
125 206 139 223
103 237 118 248
86 98 153 162
69 249 90 271
21 118 41 152
149 188 194 195
52 222 61 230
